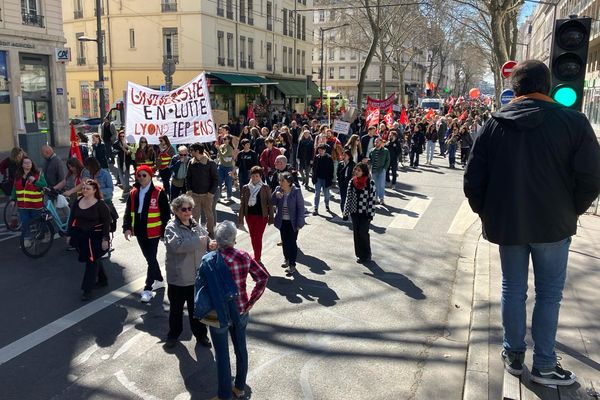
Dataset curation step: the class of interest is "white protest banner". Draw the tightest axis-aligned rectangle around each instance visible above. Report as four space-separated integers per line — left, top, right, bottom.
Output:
332 119 351 135
125 72 216 144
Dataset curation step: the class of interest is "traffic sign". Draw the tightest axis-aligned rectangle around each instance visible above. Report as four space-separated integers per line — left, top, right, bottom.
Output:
159 85 166 91
500 88 515 105
162 59 176 76
501 61 518 78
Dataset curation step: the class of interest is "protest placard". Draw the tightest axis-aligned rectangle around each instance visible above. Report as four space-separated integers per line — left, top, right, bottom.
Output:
125 72 216 144
332 119 351 135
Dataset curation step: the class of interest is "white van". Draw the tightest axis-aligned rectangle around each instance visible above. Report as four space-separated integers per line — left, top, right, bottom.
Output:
419 98 444 113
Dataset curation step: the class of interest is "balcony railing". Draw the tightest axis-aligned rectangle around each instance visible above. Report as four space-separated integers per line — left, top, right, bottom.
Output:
161 2 177 12
248 60 254 69
240 15 246 23
240 60 247 68
163 55 179 64
217 7 224 17
267 21 272 31
22 12 44 27
227 58 234 67
77 57 86 66
218 57 225 66
248 17 254 25
226 10 233 19
267 64 273 72
73 10 83 19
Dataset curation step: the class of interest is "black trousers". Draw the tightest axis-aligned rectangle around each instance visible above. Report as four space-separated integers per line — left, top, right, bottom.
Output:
387 158 398 184
351 213 372 260
81 259 107 293
167 284 207 340
410 148 420 167
339 183 348 213
170 183 187 200
137 236 163 290
280 220 299 266
158 168 172 200
461 147 471 165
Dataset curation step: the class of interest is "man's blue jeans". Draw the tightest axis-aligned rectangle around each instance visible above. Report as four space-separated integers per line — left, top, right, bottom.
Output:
372 169 386 200
209 304 249 400
218 165 233 199
448 144 457 167
499 237 571 370
314 178 330 209
19 208 41 239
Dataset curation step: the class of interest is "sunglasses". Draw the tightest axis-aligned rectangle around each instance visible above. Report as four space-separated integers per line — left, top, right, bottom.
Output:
137 173 148 178
179 207 193 212
179 153 188 156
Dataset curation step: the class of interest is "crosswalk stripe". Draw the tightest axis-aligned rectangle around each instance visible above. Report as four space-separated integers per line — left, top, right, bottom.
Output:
388 197 433 230
447 199 479 235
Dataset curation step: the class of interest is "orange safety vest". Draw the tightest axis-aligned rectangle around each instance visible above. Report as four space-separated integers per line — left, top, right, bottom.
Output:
158 149 172 170
15 173 44 209
130 185 163 239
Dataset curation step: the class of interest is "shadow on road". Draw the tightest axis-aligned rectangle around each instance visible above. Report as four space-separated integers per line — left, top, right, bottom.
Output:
361 261 426 300
267 274 339 307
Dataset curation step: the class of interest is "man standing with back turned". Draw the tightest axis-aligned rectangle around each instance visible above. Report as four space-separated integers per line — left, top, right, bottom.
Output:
464 60 600 386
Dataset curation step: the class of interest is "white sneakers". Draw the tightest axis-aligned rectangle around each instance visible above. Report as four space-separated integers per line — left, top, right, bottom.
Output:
140 290 153 303
151 280 166 291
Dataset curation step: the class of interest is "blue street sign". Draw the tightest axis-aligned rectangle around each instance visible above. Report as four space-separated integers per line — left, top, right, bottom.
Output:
159 85 166 91
500 88 515 105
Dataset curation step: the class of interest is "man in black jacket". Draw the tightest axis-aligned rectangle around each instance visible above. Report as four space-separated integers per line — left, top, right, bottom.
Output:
186 143 219 238
464 60 600 386
123 165 171 303
312 144 334 215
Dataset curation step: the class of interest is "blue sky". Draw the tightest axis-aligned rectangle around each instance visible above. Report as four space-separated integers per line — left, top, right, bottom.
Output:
519 2 536 24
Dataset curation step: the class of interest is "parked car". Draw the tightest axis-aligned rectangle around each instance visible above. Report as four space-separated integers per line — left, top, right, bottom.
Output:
70 117 102 139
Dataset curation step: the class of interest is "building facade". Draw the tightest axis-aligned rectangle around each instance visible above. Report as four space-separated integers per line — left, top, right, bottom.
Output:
0 0 69 157
62 0 316 121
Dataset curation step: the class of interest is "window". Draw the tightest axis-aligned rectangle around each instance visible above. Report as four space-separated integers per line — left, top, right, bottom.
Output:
129 29 135 49
76 32 86 65
328 67 334 79
161 0 177 12
240 36 246 68
21 0 44 27
283 46 288 73
248 0 253 25
328 48 334 61
163 28 179 63
350 66 357 79
248 38 254 69
301 50 306 75
288 47 293 75
217 31 225 65
239 0 246 22
226 0 233 19
319 10 324 22
296 49 301 74
340 49 347 60
302 16 306 40
266 42 272 71
297 14 301 39
217 0 224 16
227 33 234 66
339 67 345 79
282 9 287 35
351 51 357 60
289 10 294 37
73 0 83 19
266 2 272 31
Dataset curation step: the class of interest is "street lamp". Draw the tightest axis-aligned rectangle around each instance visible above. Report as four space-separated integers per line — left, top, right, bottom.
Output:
319 23 349 119
77 0 105 119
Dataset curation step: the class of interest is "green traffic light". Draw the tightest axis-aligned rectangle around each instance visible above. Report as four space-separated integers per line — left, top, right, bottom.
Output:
552 86 578 107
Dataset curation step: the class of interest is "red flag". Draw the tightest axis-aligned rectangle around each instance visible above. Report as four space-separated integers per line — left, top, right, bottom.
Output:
366 107 380 127
69 123 83 163
458 110 468 121
448 104 453 115
399 107 408 125
247 104 255 121
425 108 435 120
384 106 394 128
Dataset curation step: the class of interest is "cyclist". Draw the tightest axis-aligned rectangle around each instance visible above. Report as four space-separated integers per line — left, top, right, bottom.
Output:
11 157 47 247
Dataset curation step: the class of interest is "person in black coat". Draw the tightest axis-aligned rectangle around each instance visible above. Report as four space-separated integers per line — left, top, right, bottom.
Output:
91 133 109 169
337 149 355 214
311 144 334 215
297 130 314 188
385 130 401 185
409 124 425 168
464 60 600 386
360 125 378 161
236 139 259 187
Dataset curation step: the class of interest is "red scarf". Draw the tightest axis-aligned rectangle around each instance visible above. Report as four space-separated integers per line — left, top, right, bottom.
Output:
352 175 368 190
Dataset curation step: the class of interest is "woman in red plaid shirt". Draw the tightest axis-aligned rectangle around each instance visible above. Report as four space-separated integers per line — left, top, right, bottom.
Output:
209 221 270 400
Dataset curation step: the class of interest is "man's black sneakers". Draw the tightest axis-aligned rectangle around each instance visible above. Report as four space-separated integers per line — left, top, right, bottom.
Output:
531 363 576 386
501 350 524 376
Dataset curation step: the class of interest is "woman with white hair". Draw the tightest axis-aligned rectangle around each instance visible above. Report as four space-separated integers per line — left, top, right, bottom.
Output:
163 194 215 348
201 220 270 400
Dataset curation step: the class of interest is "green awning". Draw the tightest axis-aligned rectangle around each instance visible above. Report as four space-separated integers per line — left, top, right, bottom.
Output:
269 78 320 98
208 72 277 86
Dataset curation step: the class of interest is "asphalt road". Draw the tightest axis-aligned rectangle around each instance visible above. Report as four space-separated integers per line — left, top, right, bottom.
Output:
0 154 478 400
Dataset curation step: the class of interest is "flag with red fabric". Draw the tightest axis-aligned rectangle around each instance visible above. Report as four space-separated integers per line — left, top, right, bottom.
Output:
448 104 453 115
383 106 394 128
399 107 408 125
365 106 380 127
458 110 468 121
425 108 435 120
69 123 83 163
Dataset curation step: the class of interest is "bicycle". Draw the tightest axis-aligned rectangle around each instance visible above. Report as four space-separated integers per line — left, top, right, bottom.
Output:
21 188 70 258
3 199 21 232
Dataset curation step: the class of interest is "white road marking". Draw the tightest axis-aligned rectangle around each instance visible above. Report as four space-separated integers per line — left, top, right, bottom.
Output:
0 276 146 366
447 199 479 235
114 369 162 400
112 332 145 360
72 343 100 366
388 197 433 230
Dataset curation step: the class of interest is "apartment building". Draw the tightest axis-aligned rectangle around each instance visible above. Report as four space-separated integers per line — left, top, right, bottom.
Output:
62 0 316 119
0 0 69 156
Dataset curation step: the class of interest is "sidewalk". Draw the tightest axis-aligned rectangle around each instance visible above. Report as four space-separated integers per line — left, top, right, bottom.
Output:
463 215 600 399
